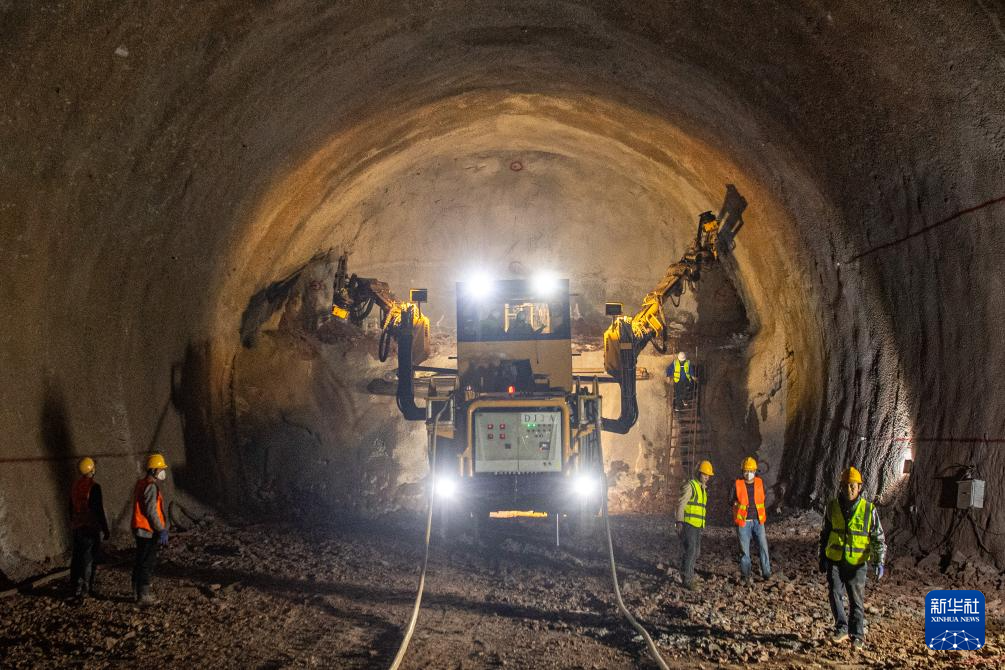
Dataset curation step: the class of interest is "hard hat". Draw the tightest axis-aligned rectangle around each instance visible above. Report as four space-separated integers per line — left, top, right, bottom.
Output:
842 466 862 484
78 457 95 475
698 460 714 476
677 351 687 361
146 453 168 470
741 457 757 472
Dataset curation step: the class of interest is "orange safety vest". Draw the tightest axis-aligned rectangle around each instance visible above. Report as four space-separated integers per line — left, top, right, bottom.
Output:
131 477 165 532
70 476 96 530
733 477 766 526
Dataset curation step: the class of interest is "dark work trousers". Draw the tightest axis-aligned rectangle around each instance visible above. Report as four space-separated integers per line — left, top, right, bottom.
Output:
70 529 100 594
673 380 694 409
827 560 868 638
679 523 703 586
132 536 160 592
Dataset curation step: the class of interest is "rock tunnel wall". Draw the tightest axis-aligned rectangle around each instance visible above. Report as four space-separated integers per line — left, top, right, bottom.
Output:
1 1 1003 580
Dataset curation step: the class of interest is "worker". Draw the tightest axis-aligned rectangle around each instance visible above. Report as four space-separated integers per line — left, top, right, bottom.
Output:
676 459 713 590
131 453 169 606
733 457 771 584
508 310 543 337
68 457 110 602
666 351 696 410
819 466 886 649
479 308 504 338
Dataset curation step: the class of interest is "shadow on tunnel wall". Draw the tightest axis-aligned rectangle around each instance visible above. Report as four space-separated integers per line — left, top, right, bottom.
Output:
691 252 759 521
40 376 76 546
170 341 243 510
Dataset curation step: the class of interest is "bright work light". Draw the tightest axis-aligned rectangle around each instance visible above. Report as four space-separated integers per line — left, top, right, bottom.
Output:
571 474 598 499
434 476 458 499
465 272 495 299
531 271 560 296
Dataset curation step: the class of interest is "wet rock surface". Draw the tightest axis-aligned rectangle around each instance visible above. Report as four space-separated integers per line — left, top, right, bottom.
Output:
2 512 1002 668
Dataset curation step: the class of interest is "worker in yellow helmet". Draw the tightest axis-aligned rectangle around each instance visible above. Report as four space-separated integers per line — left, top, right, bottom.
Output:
819 466 886 649
675 460 713 590
68 457 110 602
131 453 169 605
733 457 771 584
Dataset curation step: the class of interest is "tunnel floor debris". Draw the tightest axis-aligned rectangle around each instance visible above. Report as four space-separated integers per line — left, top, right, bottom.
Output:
2 513 1002 668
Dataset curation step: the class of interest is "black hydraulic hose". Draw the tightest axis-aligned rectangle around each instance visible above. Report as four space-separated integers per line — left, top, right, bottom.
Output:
388 393 454 670
602 321 639 434
395 307 425 421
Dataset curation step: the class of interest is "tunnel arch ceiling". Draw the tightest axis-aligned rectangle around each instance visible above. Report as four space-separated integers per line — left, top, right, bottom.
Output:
3 1 1003 578
211 89 833 515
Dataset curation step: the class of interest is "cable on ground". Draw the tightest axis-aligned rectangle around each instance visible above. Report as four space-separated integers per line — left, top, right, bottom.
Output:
598 464 670 669
388 393 453 670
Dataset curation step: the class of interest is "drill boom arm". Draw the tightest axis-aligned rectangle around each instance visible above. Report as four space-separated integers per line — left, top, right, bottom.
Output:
601 211 722 433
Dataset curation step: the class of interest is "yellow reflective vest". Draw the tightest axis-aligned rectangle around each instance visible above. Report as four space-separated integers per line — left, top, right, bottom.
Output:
683 479 707 528
671 359 693 383
824 497 874 566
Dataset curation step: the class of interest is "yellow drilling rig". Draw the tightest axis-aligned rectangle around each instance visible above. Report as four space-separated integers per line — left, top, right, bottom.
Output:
331 211 726 522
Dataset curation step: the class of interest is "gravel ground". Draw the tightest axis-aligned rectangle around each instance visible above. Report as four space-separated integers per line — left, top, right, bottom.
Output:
2 511 1003 669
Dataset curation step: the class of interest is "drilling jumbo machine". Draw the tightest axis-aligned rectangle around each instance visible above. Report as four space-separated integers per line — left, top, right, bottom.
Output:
330 211 727 528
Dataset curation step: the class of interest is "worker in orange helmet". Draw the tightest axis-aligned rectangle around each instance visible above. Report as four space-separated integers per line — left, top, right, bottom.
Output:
819 466 886 649
131 453 169 605
68 457 110 602
733 457 771 584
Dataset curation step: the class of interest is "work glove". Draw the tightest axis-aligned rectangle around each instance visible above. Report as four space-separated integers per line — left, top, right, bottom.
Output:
874 564 884 581
157 529 169 547
818 557 828 574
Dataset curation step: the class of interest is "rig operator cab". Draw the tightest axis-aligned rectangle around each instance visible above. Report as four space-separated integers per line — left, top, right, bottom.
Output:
443 278 604 517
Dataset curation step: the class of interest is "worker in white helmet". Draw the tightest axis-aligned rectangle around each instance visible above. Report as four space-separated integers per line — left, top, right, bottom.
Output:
666 351 696 410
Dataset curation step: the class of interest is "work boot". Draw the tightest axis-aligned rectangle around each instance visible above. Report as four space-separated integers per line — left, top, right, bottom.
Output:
70 578 87 603
852 637 865 649
137 586 158 607
831 630 849 643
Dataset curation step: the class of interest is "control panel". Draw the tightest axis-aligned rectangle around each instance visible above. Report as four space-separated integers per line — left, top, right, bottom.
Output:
473 409 563 474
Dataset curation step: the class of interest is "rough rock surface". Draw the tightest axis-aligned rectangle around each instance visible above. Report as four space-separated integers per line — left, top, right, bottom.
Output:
2 514 1003 668
1 1 1003 580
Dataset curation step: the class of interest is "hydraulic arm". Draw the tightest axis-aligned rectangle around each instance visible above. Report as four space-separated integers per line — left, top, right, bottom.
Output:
331 253 430 420
601 211 723 433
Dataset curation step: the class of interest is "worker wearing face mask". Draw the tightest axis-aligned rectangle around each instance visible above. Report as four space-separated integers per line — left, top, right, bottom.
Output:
131 453 169 606
819 466 886 649
733 457 771 584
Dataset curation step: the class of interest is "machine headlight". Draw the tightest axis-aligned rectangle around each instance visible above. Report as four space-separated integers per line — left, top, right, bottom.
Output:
571 474 598 499
465 272 495 299
434 476 458 499
531 271 560 296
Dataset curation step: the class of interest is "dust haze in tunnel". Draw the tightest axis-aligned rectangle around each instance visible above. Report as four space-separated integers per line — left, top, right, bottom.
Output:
1 0 1003 580
218 91 808 522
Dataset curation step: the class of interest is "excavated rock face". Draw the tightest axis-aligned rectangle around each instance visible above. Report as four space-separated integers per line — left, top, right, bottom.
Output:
1 1 1002 579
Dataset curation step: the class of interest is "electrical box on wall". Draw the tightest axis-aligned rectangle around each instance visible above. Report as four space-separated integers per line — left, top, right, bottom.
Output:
956 479 985 509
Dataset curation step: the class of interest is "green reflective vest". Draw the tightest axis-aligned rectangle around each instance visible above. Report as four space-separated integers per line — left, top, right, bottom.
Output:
825 497 874 566
683 479 707 528
672 360 693 383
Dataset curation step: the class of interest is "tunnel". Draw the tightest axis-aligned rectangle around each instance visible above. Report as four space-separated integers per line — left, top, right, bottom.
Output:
1 1 1003 667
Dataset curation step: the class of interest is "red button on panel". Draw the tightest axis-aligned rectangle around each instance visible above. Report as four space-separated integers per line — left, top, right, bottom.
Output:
500 433 506 439
487 424 493 429
500 423 506 429
488 434 494 440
